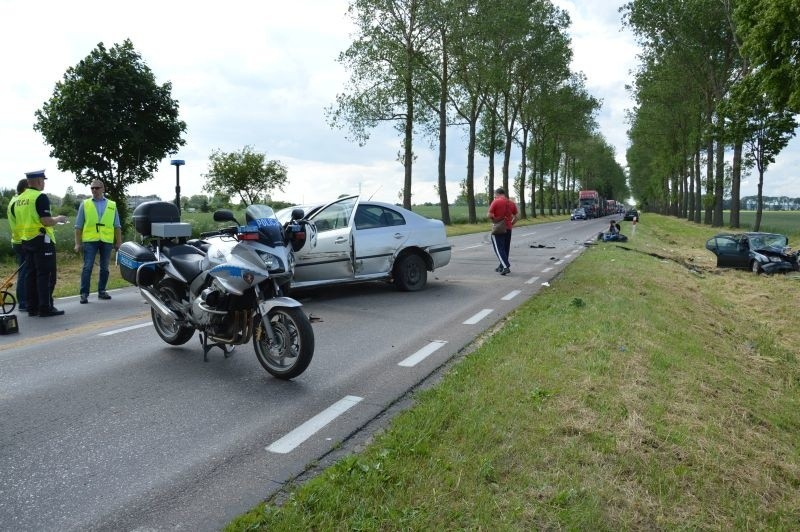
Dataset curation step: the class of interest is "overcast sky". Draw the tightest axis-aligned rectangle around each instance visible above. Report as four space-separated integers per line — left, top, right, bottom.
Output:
1 0 797 205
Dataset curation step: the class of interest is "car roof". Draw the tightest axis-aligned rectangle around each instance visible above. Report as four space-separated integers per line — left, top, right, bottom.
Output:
712 232 784 238
275 197 430 223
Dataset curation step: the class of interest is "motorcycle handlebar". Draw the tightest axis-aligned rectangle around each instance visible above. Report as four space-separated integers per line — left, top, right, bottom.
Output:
200 226 239 239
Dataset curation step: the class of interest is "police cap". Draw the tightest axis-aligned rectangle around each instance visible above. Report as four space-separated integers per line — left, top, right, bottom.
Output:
25 169 46 180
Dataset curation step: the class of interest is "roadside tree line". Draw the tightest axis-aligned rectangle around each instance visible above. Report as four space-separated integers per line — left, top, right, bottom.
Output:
623 0 799 231
328 0 628 224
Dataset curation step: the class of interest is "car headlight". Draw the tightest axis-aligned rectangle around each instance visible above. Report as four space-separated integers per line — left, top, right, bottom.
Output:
769 256 783 263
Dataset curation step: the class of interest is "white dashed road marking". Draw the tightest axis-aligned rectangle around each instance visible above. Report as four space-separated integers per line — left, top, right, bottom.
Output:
463 309 493 325
501 290 521 301
398 340 447 367
267 395 363 454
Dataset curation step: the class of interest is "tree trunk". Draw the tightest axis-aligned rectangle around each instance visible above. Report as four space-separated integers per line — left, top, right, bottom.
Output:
729 139 742 228
694 149 702 223
517 127 528 219
713 135 724 227
704 138 714 225
437 27 450 224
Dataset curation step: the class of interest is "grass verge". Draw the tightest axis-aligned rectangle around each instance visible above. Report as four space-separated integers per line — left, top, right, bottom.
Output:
227 214 800 530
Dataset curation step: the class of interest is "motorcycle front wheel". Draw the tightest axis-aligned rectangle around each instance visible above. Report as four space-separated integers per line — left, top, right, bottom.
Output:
253 306 314 380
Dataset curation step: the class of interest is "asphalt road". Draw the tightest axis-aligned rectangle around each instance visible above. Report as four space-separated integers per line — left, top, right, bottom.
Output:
0 217 608 531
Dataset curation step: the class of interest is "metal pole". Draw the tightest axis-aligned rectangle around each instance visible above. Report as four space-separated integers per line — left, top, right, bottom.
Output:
175 164 181 214
171 159 185 215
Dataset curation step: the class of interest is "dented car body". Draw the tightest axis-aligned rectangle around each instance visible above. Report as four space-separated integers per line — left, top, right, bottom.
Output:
277 196 451 291
705 232 800 274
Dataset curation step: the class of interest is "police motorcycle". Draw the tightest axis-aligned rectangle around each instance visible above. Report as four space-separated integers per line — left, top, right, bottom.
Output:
118 201 315 380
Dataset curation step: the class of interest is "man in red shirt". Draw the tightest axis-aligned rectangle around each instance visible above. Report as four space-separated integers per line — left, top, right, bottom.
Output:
488 187 518 275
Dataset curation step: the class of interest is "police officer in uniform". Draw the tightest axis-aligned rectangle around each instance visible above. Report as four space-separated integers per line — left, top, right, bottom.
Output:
7 178 30 311
13 169 68 317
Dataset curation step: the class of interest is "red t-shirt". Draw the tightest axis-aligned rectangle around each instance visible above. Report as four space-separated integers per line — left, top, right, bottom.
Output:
488 196 518 230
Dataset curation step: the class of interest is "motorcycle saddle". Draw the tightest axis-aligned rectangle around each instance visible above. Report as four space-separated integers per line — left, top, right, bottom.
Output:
162 244 207 282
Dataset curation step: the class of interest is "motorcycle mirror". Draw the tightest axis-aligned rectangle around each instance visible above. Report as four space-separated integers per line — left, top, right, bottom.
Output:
213 209 237 223
291 208 305 221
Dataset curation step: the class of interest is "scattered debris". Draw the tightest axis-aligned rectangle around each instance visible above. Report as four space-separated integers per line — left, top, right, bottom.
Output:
308 314 323 322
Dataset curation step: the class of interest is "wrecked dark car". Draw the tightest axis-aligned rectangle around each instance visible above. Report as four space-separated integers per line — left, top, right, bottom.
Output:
705 232 800 274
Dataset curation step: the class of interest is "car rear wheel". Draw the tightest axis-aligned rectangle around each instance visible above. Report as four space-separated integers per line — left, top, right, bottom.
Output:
394 253 427 291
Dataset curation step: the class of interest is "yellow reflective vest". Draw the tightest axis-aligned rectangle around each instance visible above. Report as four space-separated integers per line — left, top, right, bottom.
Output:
13 188 55 243
81 198 117 243
7 194 21 244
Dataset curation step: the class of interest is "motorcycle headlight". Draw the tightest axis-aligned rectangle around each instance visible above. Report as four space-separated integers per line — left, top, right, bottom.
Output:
257 251 280 270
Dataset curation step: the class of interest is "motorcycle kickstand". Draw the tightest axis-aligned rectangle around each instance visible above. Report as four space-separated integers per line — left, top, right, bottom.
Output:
198 332 235 361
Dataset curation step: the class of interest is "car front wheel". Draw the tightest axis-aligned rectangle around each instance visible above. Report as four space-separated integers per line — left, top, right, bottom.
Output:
751 260 762 274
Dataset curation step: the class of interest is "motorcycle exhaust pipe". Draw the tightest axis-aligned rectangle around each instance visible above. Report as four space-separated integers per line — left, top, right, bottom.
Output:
139 286 180 323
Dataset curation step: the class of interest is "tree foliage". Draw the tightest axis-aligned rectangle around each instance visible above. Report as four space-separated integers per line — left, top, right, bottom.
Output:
203 146 289 206
34 39 186 227
735 0 800 112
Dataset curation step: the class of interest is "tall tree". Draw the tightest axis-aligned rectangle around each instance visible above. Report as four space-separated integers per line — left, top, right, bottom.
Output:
328 0 437 210
34 39 186 228
726 76 797 230
203 146 289 206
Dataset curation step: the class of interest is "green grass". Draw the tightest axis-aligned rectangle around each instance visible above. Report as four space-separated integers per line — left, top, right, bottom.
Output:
226 214 800 531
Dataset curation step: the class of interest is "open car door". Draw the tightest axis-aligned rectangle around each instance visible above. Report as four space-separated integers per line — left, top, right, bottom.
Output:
291 196 358 287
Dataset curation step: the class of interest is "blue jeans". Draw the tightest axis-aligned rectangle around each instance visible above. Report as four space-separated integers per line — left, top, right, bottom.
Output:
80 241 113 295
12 243 28 309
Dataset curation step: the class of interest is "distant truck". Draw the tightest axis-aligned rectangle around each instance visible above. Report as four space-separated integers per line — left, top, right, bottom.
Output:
579 190 601 219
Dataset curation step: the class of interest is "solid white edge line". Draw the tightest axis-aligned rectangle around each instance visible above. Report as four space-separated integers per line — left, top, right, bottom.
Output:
501 290 521 301
463 309 493 325
98 322 152 336
266 395 363 454
525 276 541 285
398 340 447 367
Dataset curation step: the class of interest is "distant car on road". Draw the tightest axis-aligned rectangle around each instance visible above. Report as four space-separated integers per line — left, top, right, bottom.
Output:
276 196 451 291
623 209 639 221
705 232 800 274
570 208 587 220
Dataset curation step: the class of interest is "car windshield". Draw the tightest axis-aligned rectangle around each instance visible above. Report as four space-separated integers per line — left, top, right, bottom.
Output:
749 234 788 249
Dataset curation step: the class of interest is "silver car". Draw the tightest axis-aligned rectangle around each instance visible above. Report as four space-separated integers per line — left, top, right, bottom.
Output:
277 196 451 291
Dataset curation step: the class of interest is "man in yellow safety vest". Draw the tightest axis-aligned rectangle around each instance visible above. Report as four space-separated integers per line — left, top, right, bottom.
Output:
7 178 30 311
74 180 122 304
12 169 68 317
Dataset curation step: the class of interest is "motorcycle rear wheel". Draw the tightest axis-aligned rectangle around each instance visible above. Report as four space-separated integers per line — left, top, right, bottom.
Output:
152 308 196 345
253 306 314 380
150 279 196 345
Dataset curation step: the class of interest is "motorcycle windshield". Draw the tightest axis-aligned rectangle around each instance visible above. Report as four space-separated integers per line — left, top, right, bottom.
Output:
244 204 284 246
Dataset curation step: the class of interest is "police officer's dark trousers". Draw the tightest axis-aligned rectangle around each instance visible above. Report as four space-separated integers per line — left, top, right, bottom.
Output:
22 235 57 313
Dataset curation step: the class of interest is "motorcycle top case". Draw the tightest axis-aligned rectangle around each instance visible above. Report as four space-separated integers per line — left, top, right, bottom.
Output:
118 242 159 286
133 201 181 237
